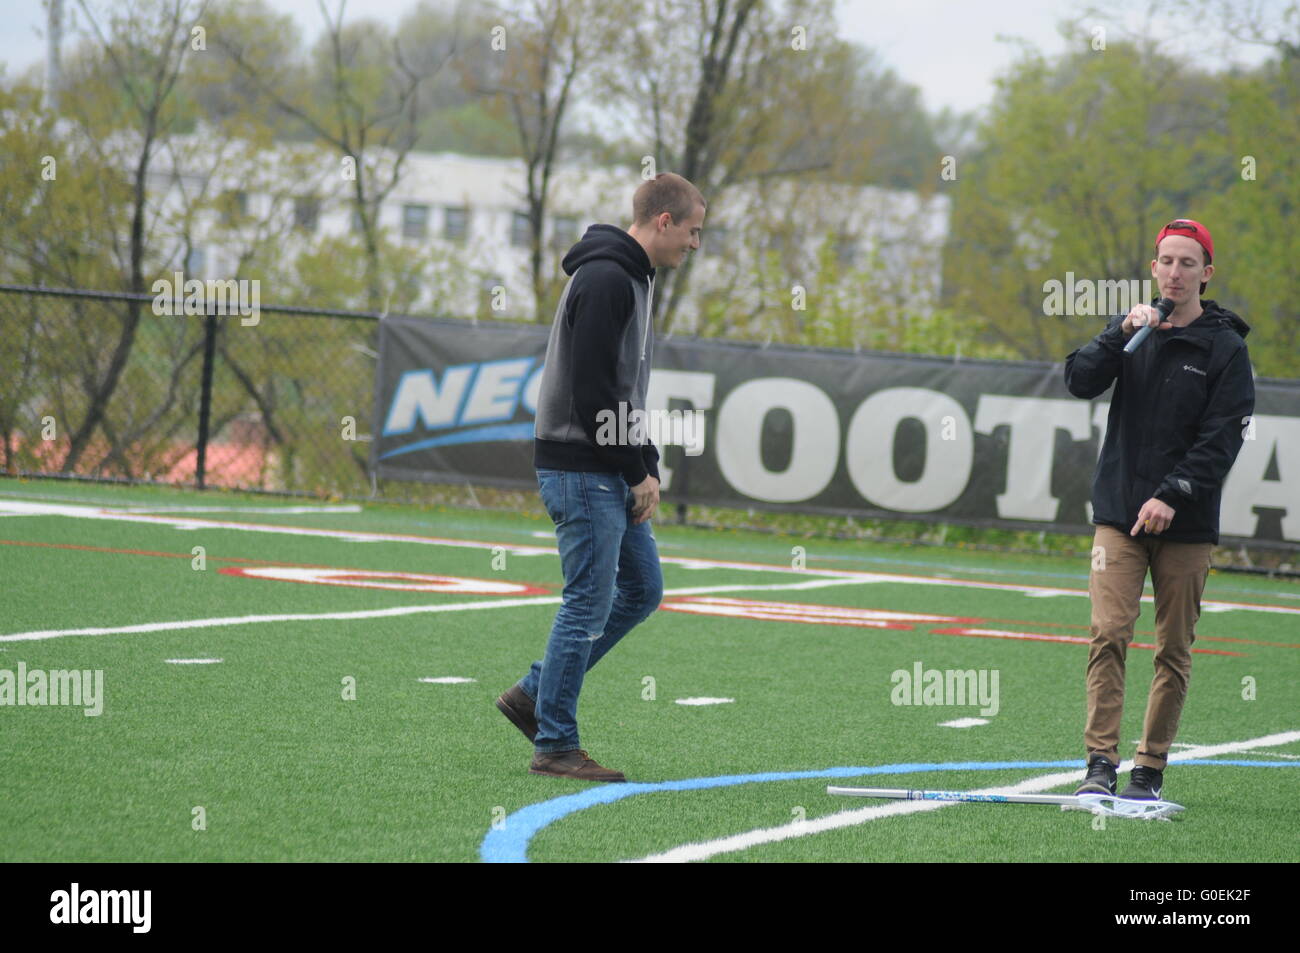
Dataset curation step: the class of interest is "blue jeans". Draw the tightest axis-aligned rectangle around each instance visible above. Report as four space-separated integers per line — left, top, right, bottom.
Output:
518 468 663 753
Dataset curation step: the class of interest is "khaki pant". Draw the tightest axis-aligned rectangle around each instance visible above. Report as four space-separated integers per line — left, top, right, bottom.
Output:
1085 525 1212 769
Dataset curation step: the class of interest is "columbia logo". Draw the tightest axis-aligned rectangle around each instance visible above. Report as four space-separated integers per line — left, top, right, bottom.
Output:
1183 364 1206 376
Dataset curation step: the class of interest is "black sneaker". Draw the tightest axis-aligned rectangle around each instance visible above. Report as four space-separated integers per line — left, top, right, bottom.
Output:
1120 765 1164 800
1075 755 1117 796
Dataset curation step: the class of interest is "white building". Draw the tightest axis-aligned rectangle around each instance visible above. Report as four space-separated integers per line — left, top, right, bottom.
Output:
147 131 950 327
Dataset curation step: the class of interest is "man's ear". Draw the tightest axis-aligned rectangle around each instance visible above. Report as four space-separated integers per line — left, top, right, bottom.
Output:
1201 263 1214 285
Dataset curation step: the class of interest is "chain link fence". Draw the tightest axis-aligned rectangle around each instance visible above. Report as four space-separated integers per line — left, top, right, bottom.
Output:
0 284 385 497
4 283 1297 574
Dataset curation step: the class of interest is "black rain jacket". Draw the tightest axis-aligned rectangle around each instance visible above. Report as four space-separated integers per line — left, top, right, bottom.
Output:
1064 301 1255 544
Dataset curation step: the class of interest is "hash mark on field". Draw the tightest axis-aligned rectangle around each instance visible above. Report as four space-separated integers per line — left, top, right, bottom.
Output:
419 677 476 684
165 658 223 664
675 697 734 706
939 718 988 728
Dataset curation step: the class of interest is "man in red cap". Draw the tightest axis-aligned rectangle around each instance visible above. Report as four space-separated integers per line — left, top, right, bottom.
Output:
1063 219 1255 801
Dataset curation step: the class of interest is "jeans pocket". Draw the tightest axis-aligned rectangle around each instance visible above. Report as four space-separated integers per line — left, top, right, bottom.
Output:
537 470 565 524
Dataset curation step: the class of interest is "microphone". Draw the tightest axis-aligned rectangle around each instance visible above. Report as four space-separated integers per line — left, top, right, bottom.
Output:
1123 297 1175 354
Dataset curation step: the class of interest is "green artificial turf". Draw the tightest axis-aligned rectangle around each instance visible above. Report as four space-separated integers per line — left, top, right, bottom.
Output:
1 477 1297 862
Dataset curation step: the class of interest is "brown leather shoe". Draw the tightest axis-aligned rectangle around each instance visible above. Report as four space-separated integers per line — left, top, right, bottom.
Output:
495 685 538 742
529 749 627 783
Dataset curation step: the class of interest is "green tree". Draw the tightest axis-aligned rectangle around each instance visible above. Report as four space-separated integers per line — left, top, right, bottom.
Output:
467 0 625 322
46 0 212 474
213 0 460 311
942 42 1222 361
1199 61 1300 376
597 0 941 333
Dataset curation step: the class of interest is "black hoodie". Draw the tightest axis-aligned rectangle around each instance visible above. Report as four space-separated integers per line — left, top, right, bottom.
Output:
1064 301 1255 543
533 225 661 485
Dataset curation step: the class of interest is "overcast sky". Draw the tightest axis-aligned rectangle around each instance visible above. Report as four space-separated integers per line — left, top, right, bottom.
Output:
1 0 1278 116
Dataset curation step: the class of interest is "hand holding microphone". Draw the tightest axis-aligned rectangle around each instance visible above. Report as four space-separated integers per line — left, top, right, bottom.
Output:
1122 297 1175 354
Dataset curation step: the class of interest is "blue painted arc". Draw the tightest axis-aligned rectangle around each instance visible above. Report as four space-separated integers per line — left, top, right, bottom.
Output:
479 758 1300 863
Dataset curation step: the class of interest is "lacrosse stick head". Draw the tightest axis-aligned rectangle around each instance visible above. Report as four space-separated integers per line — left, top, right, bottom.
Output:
1068 794 1185 820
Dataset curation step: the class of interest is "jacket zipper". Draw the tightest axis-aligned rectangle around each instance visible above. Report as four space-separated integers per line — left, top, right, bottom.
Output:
642 274 654 360
1139 334 1203 479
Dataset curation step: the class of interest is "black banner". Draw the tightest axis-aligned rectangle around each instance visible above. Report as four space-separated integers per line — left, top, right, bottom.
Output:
371 314 1300 545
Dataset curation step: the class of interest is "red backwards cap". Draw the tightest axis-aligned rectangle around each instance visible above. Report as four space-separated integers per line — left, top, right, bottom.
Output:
1155 219 1213 262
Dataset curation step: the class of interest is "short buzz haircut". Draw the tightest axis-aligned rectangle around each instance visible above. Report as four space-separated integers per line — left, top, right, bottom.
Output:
633 172 705 226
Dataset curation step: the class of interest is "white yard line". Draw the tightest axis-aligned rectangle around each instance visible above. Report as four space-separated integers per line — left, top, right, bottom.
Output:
660 578 871 596
0 500 558 555
3 498 1292 614
115 504 364 514
3 498 1297 645
629 730 1300 863
0 579 883 643
0 596 563 643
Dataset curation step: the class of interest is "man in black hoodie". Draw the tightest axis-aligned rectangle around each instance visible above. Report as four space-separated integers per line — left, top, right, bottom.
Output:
1065 219 1254 802
496 173 706 781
